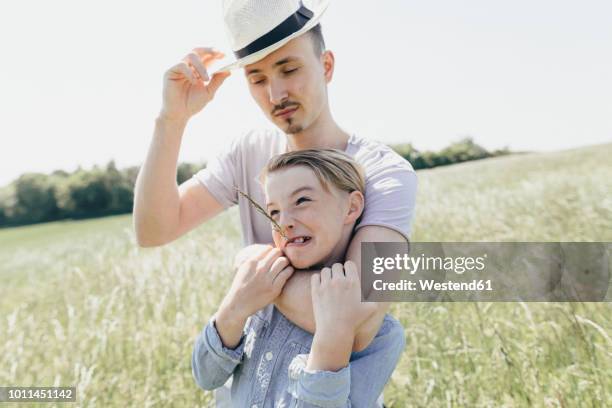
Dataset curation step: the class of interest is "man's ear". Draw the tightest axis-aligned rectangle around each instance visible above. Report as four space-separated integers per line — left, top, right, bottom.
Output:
322 50 335 83
344 191 365 225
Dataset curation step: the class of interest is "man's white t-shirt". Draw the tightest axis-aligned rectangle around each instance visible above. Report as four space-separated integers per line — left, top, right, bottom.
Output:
194 129 417 245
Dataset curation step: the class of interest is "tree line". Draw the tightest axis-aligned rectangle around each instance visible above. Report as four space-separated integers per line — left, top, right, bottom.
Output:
0 138 509 227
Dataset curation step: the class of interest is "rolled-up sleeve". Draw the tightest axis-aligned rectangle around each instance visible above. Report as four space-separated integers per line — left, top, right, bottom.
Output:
287 315 405 407
287 354 351 408
191 317 245 391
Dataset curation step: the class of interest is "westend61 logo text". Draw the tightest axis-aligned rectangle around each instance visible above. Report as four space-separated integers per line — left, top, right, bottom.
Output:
372 253 487 275
361 242 610 302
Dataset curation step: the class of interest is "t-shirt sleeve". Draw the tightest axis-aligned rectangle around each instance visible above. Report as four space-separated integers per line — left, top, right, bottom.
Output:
192 137 241 209
355 152 418 241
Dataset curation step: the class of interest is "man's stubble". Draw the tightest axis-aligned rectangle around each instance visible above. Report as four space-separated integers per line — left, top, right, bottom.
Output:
285 117 304 135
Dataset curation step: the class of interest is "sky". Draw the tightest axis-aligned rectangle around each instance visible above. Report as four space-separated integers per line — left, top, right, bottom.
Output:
0 0 610 186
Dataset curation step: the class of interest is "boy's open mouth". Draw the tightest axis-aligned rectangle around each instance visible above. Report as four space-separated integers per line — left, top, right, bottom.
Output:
285 235 312 247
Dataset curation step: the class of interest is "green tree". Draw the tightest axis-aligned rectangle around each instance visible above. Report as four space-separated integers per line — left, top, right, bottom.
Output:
13 174 59 223
67 168 113 217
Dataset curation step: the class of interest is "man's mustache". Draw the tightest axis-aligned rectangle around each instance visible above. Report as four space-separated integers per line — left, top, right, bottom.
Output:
272 102 299 116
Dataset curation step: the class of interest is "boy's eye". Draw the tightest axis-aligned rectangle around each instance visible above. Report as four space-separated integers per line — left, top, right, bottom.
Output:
283 68 298 74
296 197 310 205
269 210 279 217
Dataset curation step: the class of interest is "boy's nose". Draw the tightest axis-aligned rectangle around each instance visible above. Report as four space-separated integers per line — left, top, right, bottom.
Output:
279 214 294 230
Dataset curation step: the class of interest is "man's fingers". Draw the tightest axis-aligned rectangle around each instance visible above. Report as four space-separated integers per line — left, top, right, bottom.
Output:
193 47 225 68
202 53 226 69
186 53 209 81
208 71 231 97
176 48 228 92
178 55 202 84
167 62 196 84
192 47 224 57
191 47 226 68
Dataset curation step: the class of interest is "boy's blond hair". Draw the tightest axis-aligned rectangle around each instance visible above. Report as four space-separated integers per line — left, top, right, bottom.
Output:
260 149 365 196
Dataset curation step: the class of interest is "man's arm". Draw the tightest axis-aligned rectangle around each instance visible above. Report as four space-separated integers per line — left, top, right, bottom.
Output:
133 48 230 247
133 116 225 247
274 225 408 351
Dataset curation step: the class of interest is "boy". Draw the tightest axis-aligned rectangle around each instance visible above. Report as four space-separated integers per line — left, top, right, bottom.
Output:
192 150 405 407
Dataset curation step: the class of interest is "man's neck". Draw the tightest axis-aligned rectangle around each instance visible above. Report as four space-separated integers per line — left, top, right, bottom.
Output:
285 110 350 151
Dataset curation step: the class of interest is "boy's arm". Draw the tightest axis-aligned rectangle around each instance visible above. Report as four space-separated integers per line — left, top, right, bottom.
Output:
274 225 408 351
193 247 293 391
191 314 246 391
286 315 406 407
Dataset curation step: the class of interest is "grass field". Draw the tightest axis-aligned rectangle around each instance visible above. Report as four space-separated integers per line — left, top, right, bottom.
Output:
1 143 611 407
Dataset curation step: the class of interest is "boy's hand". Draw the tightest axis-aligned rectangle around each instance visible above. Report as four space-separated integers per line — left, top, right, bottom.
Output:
310 261 378 337
233 244 274 270
306 261 378 371
219 247 294 321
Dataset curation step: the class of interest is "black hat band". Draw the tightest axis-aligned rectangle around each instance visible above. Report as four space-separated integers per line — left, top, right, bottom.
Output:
234 4 314 59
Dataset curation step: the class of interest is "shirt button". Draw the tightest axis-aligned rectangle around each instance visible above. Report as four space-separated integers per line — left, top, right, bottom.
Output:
265 351 273 361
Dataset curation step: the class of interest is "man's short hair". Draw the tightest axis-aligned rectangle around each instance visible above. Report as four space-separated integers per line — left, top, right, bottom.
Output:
307 23 326 56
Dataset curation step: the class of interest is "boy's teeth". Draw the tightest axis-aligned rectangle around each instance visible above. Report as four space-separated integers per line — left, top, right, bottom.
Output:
294 237 304 243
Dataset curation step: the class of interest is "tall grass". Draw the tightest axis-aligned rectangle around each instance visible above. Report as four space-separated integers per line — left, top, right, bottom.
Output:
1 143 610 407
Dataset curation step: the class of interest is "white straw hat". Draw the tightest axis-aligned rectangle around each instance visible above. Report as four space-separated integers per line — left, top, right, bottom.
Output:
215 0 331 73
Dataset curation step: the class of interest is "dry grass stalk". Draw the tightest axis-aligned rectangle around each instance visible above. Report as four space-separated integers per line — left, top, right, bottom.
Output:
234 187 287 239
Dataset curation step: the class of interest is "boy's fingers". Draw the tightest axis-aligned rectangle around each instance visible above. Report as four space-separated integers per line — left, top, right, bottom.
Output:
331 263 344 279
258 247 282 272
272 266 294 288
344 260 359 280
320 267 332 284
269 256 290 278
311 272 321 286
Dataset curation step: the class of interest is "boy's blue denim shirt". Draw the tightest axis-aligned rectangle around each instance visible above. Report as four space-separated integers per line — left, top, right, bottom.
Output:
192 304 405 408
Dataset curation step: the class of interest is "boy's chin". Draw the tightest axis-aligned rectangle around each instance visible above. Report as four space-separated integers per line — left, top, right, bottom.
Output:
287 255 328 271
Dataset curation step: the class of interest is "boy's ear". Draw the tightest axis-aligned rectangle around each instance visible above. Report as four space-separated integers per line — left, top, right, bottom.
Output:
344 191 365 225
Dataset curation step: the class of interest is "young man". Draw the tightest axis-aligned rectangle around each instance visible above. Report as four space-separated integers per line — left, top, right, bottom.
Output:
134 0 416 404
